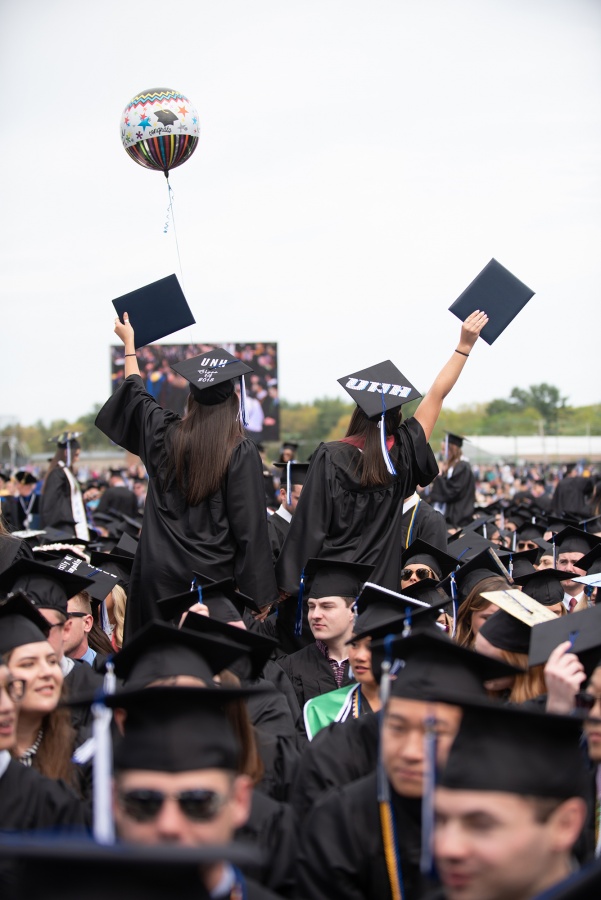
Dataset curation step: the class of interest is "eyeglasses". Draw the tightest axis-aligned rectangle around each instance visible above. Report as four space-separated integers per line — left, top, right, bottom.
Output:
118 788 230 823
574 692 601 711
517 541 538 551
400 567 436 582
0 677 26 702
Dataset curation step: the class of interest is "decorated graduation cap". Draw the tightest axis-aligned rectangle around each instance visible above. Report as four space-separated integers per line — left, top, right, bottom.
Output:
109 686 243 773
171 349 253 426
528 604 601 674
273 461 310 506
0 558 93 614
45 553 119 604
400 539 459 581
183 610 278 680
439 702 587 799
89 549 133 588
0 592 50 655
338 360 421 476
448 258 535 345
108 620 248 687
48 431 82 467
112 274 195 349
479 588 556 655
513 568 571 607
294 558 374 638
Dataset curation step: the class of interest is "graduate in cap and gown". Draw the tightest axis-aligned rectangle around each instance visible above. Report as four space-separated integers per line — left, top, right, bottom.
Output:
266 462 309 564
95 313 278 641
2 471 41 533
429 432 476 529
276 312 488 600
40 432 90 541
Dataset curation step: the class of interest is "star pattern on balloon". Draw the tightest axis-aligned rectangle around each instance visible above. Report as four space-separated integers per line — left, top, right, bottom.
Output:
192 116 198 125
178 105 188 116
138 116 151 131
124 116 130 125
136 131 143 139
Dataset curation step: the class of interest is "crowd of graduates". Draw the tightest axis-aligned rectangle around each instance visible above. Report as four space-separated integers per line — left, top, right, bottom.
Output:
1 306 601 898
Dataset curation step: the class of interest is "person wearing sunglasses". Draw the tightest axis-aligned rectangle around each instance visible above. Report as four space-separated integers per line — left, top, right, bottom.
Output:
109 686 281 899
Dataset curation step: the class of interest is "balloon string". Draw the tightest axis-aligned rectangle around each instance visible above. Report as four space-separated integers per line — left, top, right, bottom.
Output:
164 176 185 291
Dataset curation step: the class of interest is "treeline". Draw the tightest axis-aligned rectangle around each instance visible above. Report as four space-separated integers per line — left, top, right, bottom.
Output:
2 385 601 463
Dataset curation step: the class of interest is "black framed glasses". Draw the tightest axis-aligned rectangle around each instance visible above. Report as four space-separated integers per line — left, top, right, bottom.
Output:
118 788 230 823
574 692 601 711
400 567 435 582
0 677 26 702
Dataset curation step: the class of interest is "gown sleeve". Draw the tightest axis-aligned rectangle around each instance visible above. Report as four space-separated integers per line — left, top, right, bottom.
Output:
401 417 439 488
274 444 333 594
225 440 279 607
95 375 179 473
429 460 472 502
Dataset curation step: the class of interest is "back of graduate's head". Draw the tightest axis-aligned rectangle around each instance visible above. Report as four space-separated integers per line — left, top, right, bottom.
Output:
345 405 403 488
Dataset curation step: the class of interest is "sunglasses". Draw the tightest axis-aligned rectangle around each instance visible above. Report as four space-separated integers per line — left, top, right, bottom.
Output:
0 677 25 702
517 541 537 551
400 567 435 582
575 692 601 711
118 788 230 823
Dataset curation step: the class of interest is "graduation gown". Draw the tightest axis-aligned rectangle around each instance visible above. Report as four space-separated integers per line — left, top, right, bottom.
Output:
429 459 475 527
289 711 379 822
266 509 289 563
95 376 278 641
401 496 448 551
2 493 41 532
97 485 139 519
40 466 82 536
297 771 428 900
276 642 352 710
236 789 298 897
0 755 89 831
276 417 438 595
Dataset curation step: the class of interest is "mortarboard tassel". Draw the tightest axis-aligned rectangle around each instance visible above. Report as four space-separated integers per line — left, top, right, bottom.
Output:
378 633 405 900
420 713 438 876
444 433 449 461
239 375 249 428
66 438 72 469
483 523 488 540
402 607 412 639
286 460 292 508
512 530 517 552
450 571 458 639
553 537 557 569
295 568 306 637
379 393 397 477
92 662 116 845
507 555 514 579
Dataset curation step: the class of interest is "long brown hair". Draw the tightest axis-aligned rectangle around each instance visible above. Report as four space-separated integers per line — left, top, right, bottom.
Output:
493 649 547 704
165 392 244 506
219 670 264 785
454 576 511 649
345 406 403 488
33 705 78 787
42 446 75 494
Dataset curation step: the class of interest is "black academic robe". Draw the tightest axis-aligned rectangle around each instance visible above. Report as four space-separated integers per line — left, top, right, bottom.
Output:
275 418 438 595
40 466 78 535
236 789 298 898
553 476 593 517
2 494 41 532
290 711 379 822
401 498 448 551
0 757 89 831
428 460 475 528
0 535 34 576
65 659 105 731
97 485 139 519
297 771 429 900
266 510 289 563
95 376 278 641
276 643 352 710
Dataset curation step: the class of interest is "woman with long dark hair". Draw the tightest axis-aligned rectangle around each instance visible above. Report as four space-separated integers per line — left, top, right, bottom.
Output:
276 312 488 600
40 433 90 541
95 314 278 641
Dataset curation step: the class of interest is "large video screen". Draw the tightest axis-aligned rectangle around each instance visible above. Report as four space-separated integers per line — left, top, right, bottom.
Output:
110 342 279 442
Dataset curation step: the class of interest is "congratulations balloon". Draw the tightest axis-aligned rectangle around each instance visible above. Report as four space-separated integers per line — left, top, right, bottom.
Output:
120 87 199 175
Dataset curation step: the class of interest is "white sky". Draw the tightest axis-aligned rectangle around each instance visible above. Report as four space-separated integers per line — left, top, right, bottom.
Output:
1 0 600 426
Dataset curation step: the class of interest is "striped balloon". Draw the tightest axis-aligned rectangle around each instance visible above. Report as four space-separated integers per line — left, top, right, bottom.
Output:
120 87 199 175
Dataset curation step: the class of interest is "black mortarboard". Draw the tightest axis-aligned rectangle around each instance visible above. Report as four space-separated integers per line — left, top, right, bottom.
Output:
497 547 539 579
579 514 601 534
445 432 467 449
448 258 535 345
46 554 119 604
192 576 262 618
0 558 93 614
115 532 138 557
478 588 555 655
447 530 496 563
552 526 601 562
304 559 375 600
516 521 548 541
49 431 82 447
400 540 459 581
273 462 310 488
578 544 601 577
155 587 201 624
439 702 587 799
337 360 421 421
183 611 278 680
0 836 258 900
0 592 50 654
351 582 439 643
371 630 520 704
171 349 253 407
112 274 195 349
401 577 453 608
89 549 134 587
443 548 510 601
513 568 570 607
281 441 298 452
0 470 10 483
110 686 241 772
528 604 601 674
14 470 38 485
109 621 248 687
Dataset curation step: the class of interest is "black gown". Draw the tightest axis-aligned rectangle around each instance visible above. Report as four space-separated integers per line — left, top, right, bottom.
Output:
289 711 379 822
95 376 279 641
0 756 89 831
97 486 139 519
266 510 289 563
40 466 81 536
275 418 438 595
276 642 353 710
236 788 298 897
401 497 448 551
297 770 429 900
428 459 475 527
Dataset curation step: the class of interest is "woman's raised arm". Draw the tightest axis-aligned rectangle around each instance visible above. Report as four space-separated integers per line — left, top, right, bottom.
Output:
414 310 488 441
114 312 141 379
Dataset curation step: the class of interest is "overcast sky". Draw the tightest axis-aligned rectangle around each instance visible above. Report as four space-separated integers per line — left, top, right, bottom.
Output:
1 0 599 427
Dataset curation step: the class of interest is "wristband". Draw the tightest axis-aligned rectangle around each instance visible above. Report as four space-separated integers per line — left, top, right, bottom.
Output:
454 349 470 358
124 353 137 358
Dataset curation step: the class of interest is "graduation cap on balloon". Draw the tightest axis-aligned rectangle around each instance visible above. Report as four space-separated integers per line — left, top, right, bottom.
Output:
338 360 421 475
